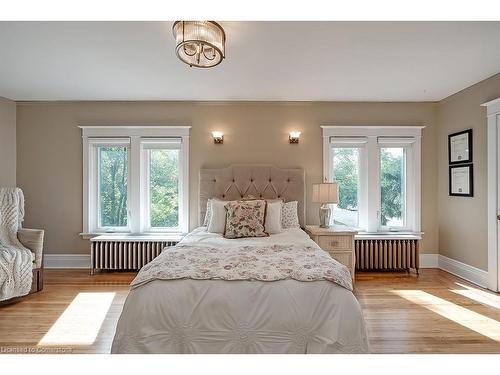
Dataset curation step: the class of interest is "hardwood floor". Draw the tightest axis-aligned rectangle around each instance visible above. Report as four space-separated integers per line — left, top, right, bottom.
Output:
1 269 500 354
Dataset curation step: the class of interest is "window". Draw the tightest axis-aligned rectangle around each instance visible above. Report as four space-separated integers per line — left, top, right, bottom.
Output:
332 147 360 227
380 147 406 228
98 145 129 229
149 149 179 228
142 139 182 232
323 126 422 233
82 127 190 235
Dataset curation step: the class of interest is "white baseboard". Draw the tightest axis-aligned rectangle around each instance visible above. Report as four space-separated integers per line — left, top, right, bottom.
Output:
419 254 488 288
438 255 489 288
44 254 90 269
419 254 439 268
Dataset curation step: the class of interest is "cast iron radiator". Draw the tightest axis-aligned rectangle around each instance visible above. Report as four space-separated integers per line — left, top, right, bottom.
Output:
355 237 420 273
90 236 181 274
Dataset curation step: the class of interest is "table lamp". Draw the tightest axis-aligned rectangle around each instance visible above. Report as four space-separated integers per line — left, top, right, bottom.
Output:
312 182 339 228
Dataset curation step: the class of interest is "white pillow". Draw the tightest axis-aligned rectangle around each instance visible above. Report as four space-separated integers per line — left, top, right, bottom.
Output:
207 199 231 233
203 199 212 227
281 201 300 229
204 198 228 228
265 200 283 234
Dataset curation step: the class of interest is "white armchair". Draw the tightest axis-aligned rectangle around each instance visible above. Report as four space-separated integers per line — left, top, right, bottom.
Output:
18 228 45 294
18 228 44 270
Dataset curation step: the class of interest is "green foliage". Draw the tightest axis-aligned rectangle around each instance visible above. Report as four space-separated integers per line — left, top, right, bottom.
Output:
99 147 128 227
332 148 358 211
99 147 179 230
149 149 179 228
332 147 404 227
380 149 404 226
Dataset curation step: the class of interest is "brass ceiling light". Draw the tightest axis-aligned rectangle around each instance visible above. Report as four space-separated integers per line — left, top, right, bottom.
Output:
172 21 226 68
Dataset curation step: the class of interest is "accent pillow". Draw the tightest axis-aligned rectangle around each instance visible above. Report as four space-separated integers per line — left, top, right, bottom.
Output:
224 200 269 239
265 200 283 234
281 201 300 229
208 199 233 234
240 197 283 234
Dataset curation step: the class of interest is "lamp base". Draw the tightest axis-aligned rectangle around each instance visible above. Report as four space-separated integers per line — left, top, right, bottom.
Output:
319 204 331 228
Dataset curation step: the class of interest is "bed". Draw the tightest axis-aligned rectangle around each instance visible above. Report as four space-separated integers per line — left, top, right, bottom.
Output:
111 165 369 354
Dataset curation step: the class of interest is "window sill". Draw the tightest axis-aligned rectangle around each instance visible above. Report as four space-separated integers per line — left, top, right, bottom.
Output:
355 232 423 240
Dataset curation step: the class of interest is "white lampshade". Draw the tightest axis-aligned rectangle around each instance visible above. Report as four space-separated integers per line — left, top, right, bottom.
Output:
312 183 339 204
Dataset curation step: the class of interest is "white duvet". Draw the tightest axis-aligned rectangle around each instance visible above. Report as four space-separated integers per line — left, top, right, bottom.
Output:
111 228 369 353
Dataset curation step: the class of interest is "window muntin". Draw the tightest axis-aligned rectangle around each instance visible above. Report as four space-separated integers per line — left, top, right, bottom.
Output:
332 147 360 227
97 146 129 229
379 147 406 229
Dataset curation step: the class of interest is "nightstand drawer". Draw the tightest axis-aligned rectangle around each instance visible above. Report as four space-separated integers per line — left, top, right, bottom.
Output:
318 235 353 252
329 251 353 269
305 225 356 281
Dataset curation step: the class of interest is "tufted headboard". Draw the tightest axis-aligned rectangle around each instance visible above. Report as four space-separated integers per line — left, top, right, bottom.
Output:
199 164 305 227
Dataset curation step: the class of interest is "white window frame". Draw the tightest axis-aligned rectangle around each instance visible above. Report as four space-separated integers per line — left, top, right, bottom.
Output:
322 126 423 233
330 137 367 229
141 138 183 233
88 137 131 233
377 137 415 232
81 126 190 236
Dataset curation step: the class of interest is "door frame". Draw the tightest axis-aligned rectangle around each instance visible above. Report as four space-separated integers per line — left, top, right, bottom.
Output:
482 97 500 292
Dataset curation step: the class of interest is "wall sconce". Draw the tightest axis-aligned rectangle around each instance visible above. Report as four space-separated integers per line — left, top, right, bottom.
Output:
289 131 301 144
212 131 224 144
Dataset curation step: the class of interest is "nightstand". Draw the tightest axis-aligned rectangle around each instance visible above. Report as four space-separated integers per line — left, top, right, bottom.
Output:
305 225 357 280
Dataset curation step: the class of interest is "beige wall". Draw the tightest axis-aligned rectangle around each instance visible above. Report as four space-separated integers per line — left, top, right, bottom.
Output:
0 97 16 187
438 73 500 270
16 101 439 256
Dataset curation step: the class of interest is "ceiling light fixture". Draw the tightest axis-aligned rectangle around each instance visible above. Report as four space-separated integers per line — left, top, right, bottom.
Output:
172 21 226 68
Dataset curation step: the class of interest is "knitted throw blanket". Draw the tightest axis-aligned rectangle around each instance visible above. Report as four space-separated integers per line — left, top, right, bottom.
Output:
0 188 33 301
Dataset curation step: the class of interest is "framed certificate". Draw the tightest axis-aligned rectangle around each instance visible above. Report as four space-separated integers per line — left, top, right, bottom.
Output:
448 129 472 164
449 164 473 197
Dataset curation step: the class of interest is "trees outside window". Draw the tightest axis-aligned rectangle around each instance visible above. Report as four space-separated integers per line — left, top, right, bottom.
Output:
380 147 405 227
149 149 179 228
332 148 359 227
325 128 420 233
83 127 189 235
98 146 128 228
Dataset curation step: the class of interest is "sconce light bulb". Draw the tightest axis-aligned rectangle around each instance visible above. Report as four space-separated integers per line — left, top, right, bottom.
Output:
289 131 301 144
212 131 224 144
212 131 223 138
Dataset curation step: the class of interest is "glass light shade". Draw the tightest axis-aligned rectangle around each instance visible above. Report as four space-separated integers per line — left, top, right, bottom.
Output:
173 21 226 68
212 131 224 138
212 131 224 144
289 131 301 143
312 183 339 204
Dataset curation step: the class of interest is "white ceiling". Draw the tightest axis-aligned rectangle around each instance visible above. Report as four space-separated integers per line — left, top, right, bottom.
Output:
1 21 500 102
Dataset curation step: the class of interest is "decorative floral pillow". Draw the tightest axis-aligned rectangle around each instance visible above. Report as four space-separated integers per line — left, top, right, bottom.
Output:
281 201 300 229
224 200 269 239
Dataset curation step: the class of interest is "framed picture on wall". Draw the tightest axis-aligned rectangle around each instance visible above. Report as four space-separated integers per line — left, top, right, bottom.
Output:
449 164 474 197
448 129 472 164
